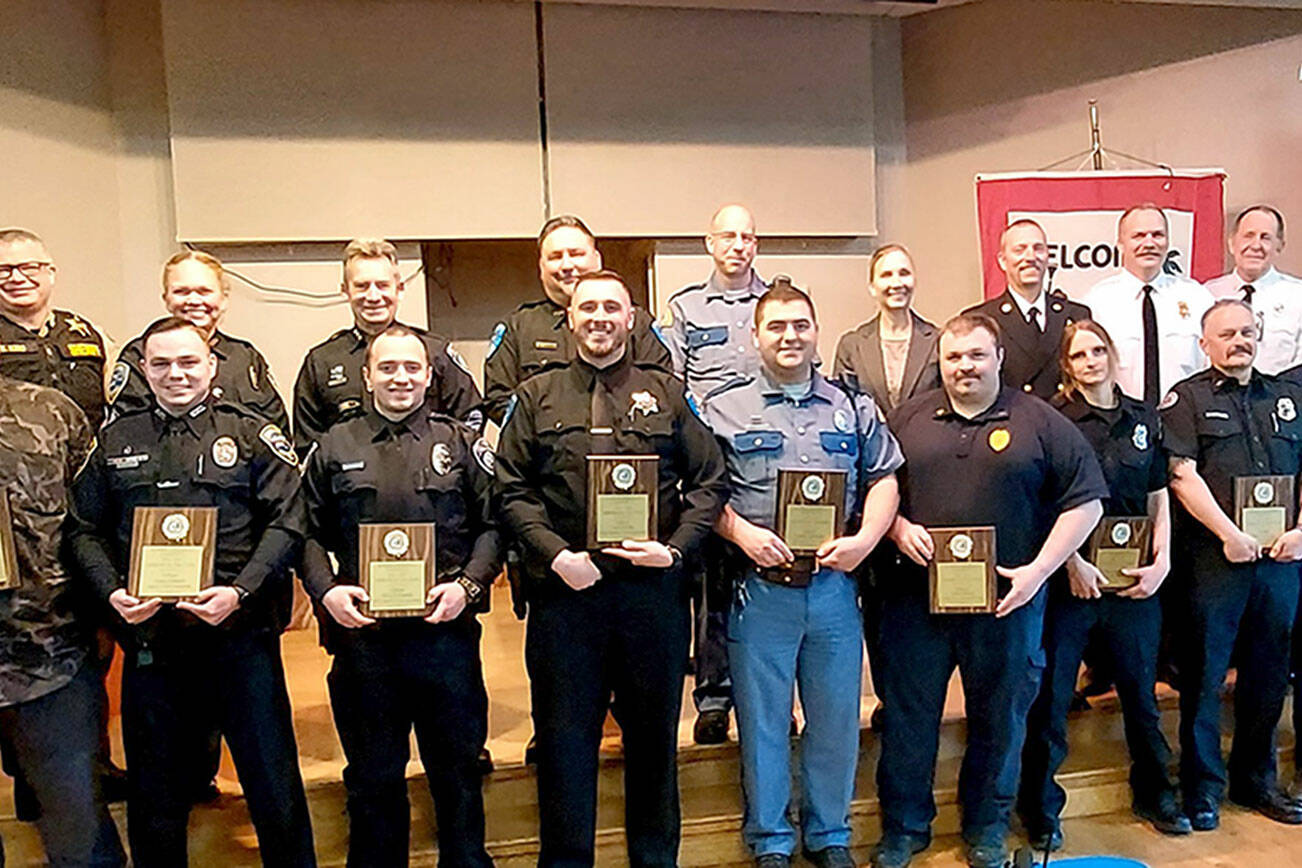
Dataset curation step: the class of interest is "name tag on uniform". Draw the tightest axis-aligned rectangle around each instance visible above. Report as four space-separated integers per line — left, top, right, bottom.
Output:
106 453 150 470
0 344 30 354
1203 410 1230 420
534 340 559 351
340 461 366 471
66 343 102 358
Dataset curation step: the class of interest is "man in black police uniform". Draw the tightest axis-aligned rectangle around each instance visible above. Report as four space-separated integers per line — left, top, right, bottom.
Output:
482 215 672 428
68 317 316 867
964 220 1090 400
0 228 110 430
110 250 287 427
294 237 481 457
495 269 727 867
0 375 124 866
301 324 499 867
872 313 1106 868
1163 298 1302 829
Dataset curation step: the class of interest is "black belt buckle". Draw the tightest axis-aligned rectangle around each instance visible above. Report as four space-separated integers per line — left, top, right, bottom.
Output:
758 556 815 589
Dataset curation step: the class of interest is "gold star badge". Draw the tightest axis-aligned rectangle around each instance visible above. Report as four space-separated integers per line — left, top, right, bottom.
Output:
65 315 91 337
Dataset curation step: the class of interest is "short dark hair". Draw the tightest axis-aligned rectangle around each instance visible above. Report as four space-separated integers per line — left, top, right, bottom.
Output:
141 315 207 351
940 311 1003 352
1200 297 1253 331
1117 203 1168 235
1232 204 1285 241
537 214 595 251
754 275 816 327
364 323 430 368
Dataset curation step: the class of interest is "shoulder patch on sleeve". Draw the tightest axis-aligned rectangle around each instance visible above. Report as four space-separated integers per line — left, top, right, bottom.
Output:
446 343 472 375
258 423 299 467
486 322 507 359
650 320 670 349
685 391 702 419
501 393 518 428
472 436 496 474
107 362 130 403
1158 390 1179 410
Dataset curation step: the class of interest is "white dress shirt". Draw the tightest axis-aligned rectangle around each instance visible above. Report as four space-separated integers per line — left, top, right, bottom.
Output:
1203 266 1302 375
1007 287 1046 331
1083 270 1212 401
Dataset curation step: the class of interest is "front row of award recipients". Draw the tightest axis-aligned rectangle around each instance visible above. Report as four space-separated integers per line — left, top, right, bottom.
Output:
3 203 1302 868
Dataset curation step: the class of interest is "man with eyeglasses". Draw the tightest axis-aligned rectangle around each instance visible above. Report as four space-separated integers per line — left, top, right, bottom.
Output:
664 204 768 745
0 228 109 429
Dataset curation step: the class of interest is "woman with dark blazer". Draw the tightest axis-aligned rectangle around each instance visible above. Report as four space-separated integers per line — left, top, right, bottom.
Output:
832 244 940 412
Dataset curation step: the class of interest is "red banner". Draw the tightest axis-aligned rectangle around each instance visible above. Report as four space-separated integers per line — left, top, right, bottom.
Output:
974 170 1226 300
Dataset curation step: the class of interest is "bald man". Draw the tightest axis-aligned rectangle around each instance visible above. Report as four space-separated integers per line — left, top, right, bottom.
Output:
664 204 769 744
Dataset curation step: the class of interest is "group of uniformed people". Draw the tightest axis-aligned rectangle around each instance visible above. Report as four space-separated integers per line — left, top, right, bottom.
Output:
0 199 1299 868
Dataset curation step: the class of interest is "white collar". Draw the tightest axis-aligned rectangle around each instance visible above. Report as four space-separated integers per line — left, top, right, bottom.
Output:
1007 287 1045 320
1234 266 1281 290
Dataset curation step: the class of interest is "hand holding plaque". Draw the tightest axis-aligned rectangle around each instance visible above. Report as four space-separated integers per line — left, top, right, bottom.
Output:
587 455 658 549
1234 476 1295 548
359 523 435 619
1087 516 1153 592
928 526 997 614
128 507 217 601
776 470 847 554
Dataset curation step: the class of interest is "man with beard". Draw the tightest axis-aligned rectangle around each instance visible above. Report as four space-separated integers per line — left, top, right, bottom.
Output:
494 270 727 867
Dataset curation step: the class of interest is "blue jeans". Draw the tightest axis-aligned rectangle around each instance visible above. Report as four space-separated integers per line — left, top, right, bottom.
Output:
729 570 863 856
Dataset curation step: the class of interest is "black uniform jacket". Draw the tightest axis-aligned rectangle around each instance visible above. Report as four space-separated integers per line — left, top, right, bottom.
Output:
483 298 672 425
110 329 288 428
494 351 727 600
293 322 481 455
67 399 304 654
964 290 1091 401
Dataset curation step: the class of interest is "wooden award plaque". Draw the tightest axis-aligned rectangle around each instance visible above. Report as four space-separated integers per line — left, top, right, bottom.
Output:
586 455 658 549
1087 516 1152 592
1234 475 1296 548
776 469 847 554
128 506 217 601
0 491 21 591
928 526 997 614
358 523 435 619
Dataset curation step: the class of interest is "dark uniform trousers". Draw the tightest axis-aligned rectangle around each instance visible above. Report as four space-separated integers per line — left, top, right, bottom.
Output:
876 589 1046 846
327 621 491 868
1019 587 1173 823
691 537 732 714
527 568 691 868
121 632 315 868
1180 552 1299 803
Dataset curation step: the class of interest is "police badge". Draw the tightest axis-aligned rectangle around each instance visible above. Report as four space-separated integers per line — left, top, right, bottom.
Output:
431 443 453 475
629 390 659 419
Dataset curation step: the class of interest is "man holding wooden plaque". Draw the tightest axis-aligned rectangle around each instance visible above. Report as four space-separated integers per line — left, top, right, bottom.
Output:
872 313 1105 868
704 279 902 868
301 324 500 867
1163 298 1302 829
68 317 316 867
495 270 727 868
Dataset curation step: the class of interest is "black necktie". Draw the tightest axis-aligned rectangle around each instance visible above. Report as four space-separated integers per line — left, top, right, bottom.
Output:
1027 307 1041 332
1142 285 1160 405
1242 284 1256 304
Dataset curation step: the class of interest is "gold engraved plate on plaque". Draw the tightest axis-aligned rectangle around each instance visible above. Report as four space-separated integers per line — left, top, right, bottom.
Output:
358 523 435 619
1234 475 1295 548
928 526 997 614
0 492 20 590
1088 516 1152 591
587 455 658 549
128 506 217 601
775 469 847 555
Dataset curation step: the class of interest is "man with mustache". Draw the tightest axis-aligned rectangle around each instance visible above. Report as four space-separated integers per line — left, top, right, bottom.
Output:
1205 205 1301 375
1084 204 1212 405
494 269 727 867
294 238 481 458
1162 298 1302 829
964 220 1090 400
